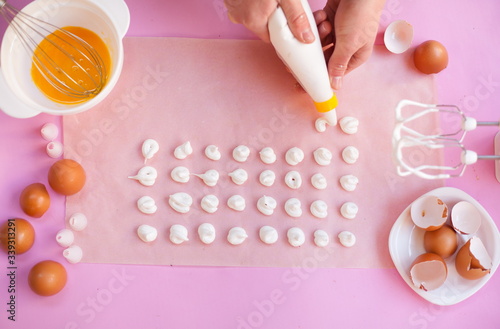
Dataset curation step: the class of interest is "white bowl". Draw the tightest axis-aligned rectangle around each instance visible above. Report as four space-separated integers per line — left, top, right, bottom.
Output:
0 0 130 118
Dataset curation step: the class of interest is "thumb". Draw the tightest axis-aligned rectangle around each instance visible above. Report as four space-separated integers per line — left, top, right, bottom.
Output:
328 48 350 91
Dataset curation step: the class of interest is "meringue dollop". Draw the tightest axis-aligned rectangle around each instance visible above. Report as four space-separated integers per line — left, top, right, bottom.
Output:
314 230 330 247
137 224 158 242
227 227 248 245
339 117 359 135
142 139 159 163
259 170 276 187
229 168 248 185
170 224 189 244
171 166 190 183
313 147 332 166
259 226 278 244
340 174 359 192
340 202 359 219
310 200 328 219
233 145 250 162
174 141 193 159
259 147 277 164
285 147 304 166
285 171 302 189
311 173 327 190
198 223 216 244
342 146 359 164
201 194 219 213
137 196 158 214
194 169 219 186
338 231 356 247
284 198 302 218
257 195 277 216
205 145 221 161
287 227 305 247
168 192 193 213
227 195 246 211
128 166 158 186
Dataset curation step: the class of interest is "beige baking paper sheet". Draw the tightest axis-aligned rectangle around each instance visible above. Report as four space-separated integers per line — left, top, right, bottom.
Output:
63 38 443 268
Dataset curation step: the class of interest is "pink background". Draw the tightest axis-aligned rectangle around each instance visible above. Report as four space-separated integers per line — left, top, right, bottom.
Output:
0 0 499 328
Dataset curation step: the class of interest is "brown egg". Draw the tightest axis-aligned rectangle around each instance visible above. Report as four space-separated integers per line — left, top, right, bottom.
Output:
48 159 86 195
424 225 458 259
28 260 67 296
413 40 448 74
0 218 35 255
455 236 492 280
19 183 51 218
410 252 448 291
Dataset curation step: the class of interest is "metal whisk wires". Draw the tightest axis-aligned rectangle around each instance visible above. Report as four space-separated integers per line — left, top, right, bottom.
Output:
392 99 500 180
0 0 106 101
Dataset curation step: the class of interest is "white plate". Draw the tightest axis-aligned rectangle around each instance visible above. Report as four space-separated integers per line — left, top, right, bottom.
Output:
389 187 500 305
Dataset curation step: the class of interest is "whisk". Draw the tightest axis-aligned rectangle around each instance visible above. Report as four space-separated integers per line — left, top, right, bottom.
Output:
0 0 106 101
392 99 500 180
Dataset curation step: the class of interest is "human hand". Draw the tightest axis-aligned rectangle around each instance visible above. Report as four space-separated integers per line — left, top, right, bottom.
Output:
224 0 315 44
315 0 386 90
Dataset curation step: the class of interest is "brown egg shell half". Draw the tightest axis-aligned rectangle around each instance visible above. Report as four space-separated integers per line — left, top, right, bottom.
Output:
455 236 492 280
410 252 448 291
451 201 482 235
410 195 448 231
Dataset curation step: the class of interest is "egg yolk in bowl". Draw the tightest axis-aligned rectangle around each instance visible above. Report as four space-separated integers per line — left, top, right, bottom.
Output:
31 26 111 105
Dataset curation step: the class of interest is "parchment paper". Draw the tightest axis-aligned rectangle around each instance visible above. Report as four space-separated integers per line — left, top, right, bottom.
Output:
63 38 443 268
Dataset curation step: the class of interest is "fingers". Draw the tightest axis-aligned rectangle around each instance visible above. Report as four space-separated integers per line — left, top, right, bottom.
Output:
314 10 332 44
224 0 278 43
225 0 316 44
328 44 374 90
327 45 350 90
279 0 314 43
328 65 347 90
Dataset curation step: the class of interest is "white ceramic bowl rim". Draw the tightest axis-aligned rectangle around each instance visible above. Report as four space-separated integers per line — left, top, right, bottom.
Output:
0 0 129 117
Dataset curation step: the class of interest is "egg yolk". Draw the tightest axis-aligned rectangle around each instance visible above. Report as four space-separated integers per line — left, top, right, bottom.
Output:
31 26 111 105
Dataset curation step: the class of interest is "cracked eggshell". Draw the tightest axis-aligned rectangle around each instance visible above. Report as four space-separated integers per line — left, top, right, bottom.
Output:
410 195 448 231
68 213 88 231
384 20 414 54
63 245 83 264
455 236 492 280
41 122 59 141
55 228 74 247
46 141 64 158
451 201 481 235
409 253 448 291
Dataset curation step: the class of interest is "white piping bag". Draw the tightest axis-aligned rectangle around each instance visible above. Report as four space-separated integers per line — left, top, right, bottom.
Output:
268 0 338 125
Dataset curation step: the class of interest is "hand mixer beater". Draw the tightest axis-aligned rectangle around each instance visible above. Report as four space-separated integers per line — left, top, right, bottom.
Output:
392 99 500 180
0 0 107 102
